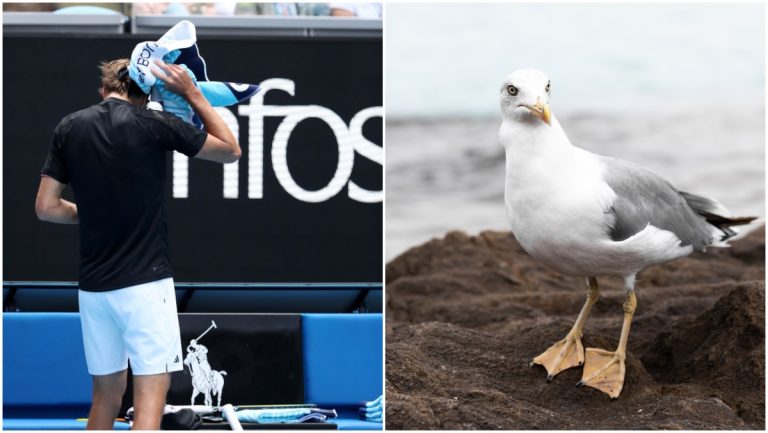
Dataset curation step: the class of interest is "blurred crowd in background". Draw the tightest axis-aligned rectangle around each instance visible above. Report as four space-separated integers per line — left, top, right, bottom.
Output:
3 2 382 18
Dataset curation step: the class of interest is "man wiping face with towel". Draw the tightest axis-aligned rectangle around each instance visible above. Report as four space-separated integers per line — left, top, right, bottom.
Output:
35 44 243 430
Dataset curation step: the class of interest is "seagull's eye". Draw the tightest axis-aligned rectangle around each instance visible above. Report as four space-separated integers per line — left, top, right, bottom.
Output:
545 82 551 93
507 85 518 96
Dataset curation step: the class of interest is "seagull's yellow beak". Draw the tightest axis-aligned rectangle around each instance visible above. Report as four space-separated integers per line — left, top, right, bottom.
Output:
526 98 551 126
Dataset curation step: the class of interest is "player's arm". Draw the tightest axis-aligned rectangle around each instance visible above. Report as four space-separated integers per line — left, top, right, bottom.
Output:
35 175 78 224
150 60 241 164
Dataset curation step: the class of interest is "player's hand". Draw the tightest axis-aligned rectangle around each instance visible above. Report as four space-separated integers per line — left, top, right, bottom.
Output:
150 60 198 99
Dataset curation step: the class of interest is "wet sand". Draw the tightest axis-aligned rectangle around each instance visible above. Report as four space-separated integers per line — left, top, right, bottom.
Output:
385 227 765 429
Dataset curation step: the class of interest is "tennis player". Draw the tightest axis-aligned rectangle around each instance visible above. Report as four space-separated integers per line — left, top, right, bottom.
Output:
35 58 239 430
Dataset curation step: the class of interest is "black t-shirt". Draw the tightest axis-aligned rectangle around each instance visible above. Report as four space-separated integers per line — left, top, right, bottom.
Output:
41 97 207 291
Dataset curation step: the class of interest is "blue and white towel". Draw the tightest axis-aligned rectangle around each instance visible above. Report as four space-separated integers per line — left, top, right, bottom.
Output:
235 408 337 424
359 395 382 423
128 20 259 128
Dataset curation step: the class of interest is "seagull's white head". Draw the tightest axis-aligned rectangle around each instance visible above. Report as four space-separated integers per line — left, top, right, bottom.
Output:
500 69 552 126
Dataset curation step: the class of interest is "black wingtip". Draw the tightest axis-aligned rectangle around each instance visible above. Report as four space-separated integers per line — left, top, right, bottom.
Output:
698 211 759 241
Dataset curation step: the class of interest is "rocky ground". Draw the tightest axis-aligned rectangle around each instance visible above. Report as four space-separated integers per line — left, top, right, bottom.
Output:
386 227 765 429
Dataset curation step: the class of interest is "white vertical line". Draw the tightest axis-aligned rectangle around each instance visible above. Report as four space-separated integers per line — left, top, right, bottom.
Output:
172 152 188 198
215 107 240 199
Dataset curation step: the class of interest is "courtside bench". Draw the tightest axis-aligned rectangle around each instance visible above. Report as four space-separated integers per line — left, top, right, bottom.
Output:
3 313 383 430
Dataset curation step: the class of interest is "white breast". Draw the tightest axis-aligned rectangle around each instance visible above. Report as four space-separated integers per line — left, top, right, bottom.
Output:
500 117 693 277
501 118 616 275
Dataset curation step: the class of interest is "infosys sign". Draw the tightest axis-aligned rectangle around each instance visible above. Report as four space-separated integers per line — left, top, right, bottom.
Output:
5 34 382 283
173 78 382 203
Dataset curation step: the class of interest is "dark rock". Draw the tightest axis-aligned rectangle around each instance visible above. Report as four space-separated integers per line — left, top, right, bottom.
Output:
386 226 765 429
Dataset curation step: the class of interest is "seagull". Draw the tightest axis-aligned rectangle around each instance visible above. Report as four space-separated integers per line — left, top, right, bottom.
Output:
499 69 756 399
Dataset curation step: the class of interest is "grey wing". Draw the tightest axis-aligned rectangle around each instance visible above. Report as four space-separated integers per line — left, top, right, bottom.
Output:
600 157 714 251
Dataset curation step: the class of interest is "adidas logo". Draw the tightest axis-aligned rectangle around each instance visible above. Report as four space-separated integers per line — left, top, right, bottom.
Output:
174 355 180 364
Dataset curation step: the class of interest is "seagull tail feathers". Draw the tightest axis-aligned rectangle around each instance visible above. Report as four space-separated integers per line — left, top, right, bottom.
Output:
679 191 758 244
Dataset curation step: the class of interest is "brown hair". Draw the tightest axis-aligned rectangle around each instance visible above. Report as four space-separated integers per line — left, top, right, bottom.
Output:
99 58 145 99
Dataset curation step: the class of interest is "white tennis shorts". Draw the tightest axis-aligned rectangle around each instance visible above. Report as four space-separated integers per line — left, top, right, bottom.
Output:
79 277 184 376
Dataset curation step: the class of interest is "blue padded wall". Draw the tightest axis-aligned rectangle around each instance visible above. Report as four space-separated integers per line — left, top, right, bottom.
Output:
301 314 383 406
3 313 92 406
5 312 383 430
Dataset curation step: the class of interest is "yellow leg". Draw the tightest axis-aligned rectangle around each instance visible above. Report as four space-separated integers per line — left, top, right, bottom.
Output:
531 277 599 380
579 289 637 399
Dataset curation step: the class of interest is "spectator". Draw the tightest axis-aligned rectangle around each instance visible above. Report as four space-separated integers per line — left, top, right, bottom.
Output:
3 3 57 12
330 2 381 19
133 2 189 15
186 2 236 15
235 3 330 16
211 2 237 15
